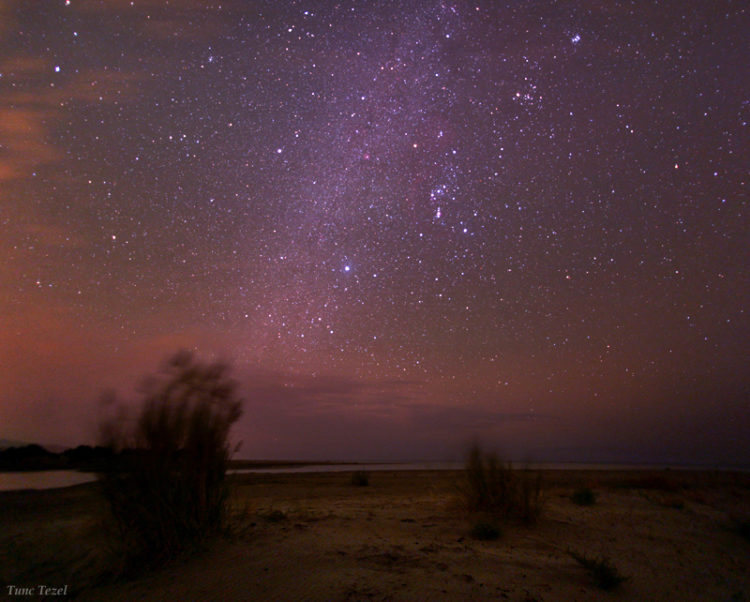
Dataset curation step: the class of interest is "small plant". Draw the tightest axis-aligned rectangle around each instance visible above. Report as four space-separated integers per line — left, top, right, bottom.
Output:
350 470 370 486
658 495 685 509
470 520 501 540
260 509 288 523
571 487 596 506
516 468 544 524
613 474 679 492
733 518 750 542
570 550 628 590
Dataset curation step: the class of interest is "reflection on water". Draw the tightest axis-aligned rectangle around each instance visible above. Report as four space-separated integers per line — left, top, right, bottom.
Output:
227 461 684 475
229 462 464 475
0 470 97 492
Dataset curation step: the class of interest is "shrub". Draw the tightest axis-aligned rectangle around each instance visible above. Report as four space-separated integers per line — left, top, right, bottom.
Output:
459 443 544 524
734 518 750 542
569 550 628 590
350 470 370 486
260 509 288 523
516 468 544 524
571 487 596 506
657 495 685 510
613 474 679 492
470 520 501 540
98 351 242 568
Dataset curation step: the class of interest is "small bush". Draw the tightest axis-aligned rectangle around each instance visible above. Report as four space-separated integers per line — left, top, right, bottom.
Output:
613 474 680 492
657 495 685 510
571 487 596 506
516 469 544 524
470 520 501 540
260 509 288 523
733 518 750 542
459 443 544 524
98 351 242 569
350 470 370 486
570 550 628 590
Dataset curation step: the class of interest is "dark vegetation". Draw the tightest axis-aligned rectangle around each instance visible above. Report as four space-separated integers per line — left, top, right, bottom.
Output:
459 443 544 524
469 519 502 540
259 509 288 523
570 486 596 506
0 446 336 473
569 550 628 590
97 351 243 570
733 518 750 542
350 470 370 486
611 473 681 492
0 444 114 472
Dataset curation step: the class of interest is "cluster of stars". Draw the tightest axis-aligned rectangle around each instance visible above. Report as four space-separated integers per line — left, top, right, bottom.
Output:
0 0 747 462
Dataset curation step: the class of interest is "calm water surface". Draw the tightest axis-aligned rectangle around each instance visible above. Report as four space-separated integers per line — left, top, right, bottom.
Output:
1 462 739 491
0 470 97 492
227 461 680 475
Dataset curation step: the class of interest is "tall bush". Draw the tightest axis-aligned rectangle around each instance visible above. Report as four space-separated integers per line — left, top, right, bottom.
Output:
98 351 242 567
460 443 544 524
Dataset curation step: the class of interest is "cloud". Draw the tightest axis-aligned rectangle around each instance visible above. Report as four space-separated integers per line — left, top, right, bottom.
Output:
73 0 228 10
0 106 61 185
238 367 417 416
19 223 88 249
225 366 553 460
0 56 47 78
70 0 243 42
0 0 222 191
0 60 143 203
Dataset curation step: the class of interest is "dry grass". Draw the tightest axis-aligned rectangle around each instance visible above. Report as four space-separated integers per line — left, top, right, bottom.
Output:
569 550 629 590
469 518 502 540
98 351 242 570
459 443 544 524
349 470 370 486
571 487 596 506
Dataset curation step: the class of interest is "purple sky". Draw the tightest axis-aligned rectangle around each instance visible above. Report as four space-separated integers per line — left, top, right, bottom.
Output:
1 0 748 465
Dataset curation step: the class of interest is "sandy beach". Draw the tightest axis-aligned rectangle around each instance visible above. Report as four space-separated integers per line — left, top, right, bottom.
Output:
1 469 748 601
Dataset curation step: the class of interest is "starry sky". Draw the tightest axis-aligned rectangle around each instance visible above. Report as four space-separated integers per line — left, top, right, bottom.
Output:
1 0 748 465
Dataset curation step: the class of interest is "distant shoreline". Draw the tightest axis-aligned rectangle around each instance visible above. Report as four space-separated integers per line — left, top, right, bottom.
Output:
1 456 748 474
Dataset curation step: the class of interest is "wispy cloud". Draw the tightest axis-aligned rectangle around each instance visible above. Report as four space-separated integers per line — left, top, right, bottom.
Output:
227 366 551 459
18 223 88 249
71 0 241 41
0 106 61 184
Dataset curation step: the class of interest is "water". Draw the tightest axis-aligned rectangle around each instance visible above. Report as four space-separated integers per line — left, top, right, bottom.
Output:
0 470 97 492
228 461 692 475
230 461 750 474
229 462 464 475
1 461 741 492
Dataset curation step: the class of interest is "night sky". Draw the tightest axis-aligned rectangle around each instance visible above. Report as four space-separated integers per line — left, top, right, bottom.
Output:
1 0 748 465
